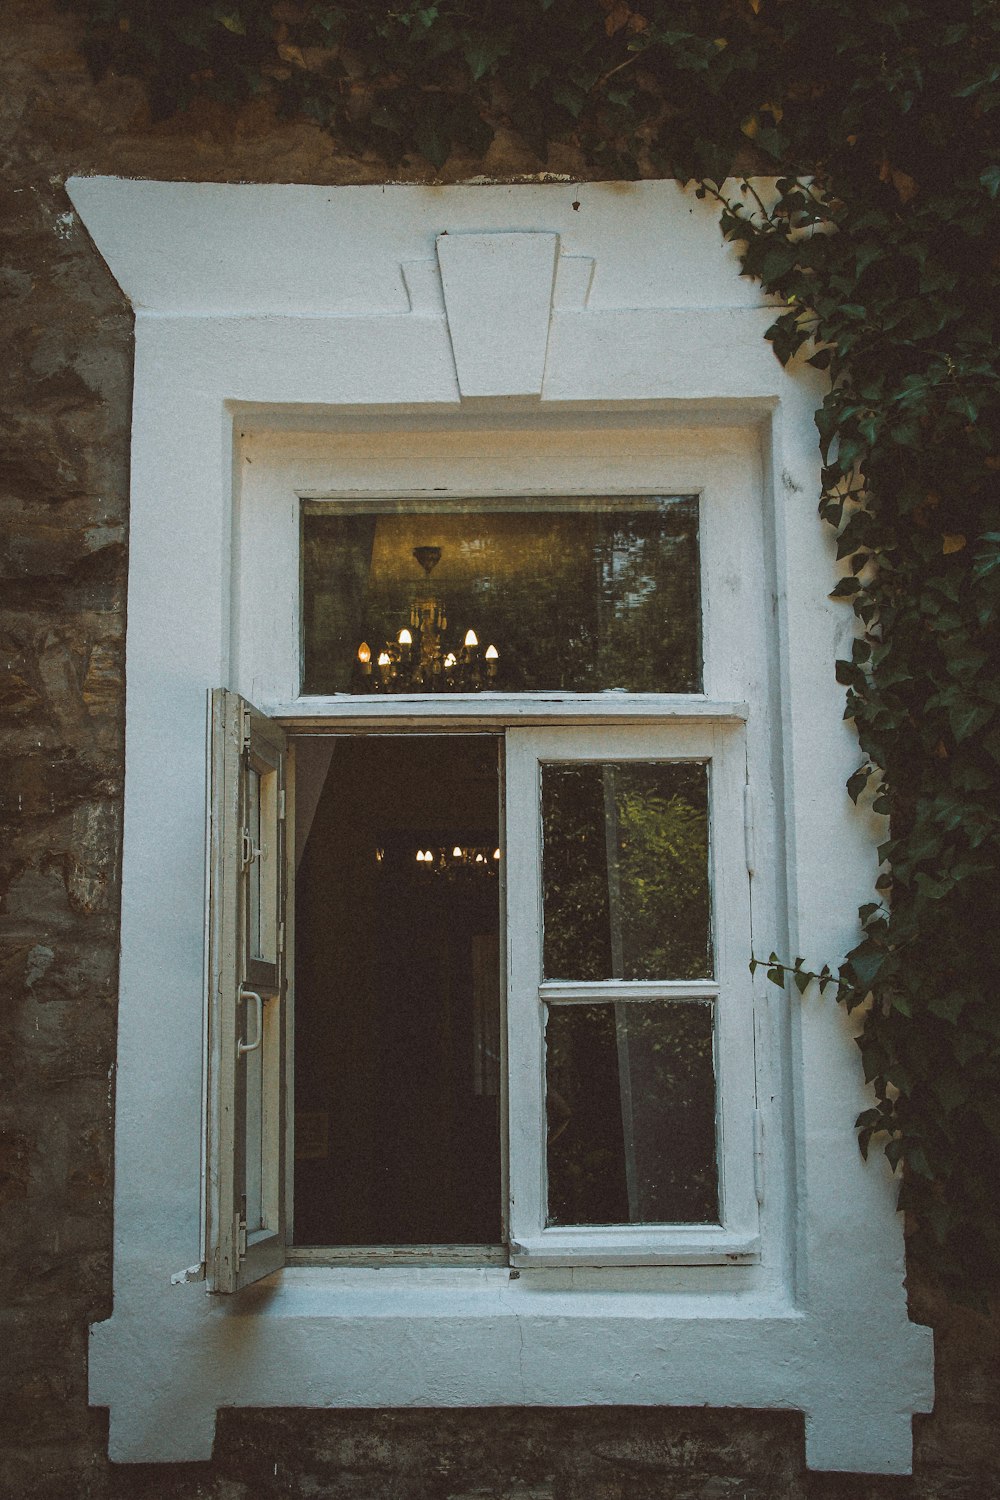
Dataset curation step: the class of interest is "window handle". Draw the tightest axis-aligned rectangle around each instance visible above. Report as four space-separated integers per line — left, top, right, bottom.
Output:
241 830 261 867
237 989 263 1055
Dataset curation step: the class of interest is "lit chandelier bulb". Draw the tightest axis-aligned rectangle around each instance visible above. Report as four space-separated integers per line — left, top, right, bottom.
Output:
357 642 371 664
398 628 413 646
485 644 498 661
464 629 478 648
378 651 391 667
452 846 463 858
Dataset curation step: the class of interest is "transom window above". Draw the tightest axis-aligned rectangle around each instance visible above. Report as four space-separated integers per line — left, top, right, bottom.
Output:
301 495 701 695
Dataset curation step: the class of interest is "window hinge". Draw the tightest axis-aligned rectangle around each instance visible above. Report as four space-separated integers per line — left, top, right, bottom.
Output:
237 1198 248 1263
278 788 286 822
277 921 285 956
241 707 252 751
743 783 756 878
753 1108 764 1204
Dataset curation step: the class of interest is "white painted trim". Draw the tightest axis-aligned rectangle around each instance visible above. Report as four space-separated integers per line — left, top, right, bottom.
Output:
504 721 757 1263
510 1229 761 1267
68 177 932 1475
436 231 558 396
271 695 749 728
540 981 720 1002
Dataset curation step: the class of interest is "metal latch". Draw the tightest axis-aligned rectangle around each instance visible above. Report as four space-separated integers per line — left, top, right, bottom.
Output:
241 829 261 867
237 989 263 1056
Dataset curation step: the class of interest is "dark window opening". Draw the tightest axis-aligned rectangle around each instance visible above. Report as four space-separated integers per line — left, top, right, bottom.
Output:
293 734 503 1248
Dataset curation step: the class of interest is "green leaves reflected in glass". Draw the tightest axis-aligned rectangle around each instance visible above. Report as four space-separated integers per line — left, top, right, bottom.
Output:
542 761 711 981
301 497 700 695
546 1000 718 1227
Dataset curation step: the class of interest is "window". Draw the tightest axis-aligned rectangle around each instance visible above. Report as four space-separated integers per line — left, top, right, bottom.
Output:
76 177 931 1473
209 479 760 1286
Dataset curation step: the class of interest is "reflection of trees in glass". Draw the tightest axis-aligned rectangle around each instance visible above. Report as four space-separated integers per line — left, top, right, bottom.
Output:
546 1001 718 1226
542 763 711 982
302 499 700 695
546 1003 626 1226
617 766 711 981
541 765 613 980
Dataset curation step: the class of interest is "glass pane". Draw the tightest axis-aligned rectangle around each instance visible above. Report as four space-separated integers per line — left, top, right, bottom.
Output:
302 497 700 694
545 1000 718 1226
542 761 711 981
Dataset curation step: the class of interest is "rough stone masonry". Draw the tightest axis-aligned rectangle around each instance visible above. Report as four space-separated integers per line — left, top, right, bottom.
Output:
2 1 998 1496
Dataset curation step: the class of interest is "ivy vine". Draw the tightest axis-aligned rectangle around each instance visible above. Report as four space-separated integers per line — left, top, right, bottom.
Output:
66 0 1000 1290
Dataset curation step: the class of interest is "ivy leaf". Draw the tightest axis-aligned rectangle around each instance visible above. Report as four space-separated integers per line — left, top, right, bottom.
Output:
980 166 1000 198
463 36 509 81
948 701 995 742
847 946 885 992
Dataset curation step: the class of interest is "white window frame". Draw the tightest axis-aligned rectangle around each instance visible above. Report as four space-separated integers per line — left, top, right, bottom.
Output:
206 691 288 1292
504 721 757 1267
237 438 769 1273
70 176 933 1475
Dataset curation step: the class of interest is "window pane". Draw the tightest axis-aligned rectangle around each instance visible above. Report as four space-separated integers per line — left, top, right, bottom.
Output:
302 497 700 694
542 762 711 981
545 1000 718 1226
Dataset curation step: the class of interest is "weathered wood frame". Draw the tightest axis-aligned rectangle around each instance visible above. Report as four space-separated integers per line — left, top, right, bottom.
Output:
206 690 288 1291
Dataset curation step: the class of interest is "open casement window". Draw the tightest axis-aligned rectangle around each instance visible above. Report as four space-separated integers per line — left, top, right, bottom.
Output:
504 723 758 1266
207 690 288 1292
283 712 756 1272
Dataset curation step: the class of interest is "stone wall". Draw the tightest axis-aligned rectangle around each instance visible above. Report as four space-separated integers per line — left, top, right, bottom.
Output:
2 3 997 1496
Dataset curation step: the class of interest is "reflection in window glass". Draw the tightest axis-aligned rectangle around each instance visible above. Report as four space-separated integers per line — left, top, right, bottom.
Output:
542 762 711 981
302 497 700 694
546 1000 718 1226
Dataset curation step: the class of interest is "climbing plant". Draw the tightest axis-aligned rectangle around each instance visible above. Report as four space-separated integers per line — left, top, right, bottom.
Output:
66 0 1000 1290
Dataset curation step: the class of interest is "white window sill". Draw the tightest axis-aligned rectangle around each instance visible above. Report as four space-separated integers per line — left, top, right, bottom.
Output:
222 1261 788 1319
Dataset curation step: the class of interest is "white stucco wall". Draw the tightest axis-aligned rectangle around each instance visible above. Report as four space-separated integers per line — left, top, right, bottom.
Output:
67 177 932 1474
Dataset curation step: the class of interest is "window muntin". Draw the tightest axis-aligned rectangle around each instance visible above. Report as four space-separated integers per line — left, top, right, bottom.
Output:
301 495 700 696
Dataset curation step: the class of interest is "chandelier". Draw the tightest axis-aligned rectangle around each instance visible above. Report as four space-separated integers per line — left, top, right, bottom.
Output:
374 842 502 876
355 545 499 693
